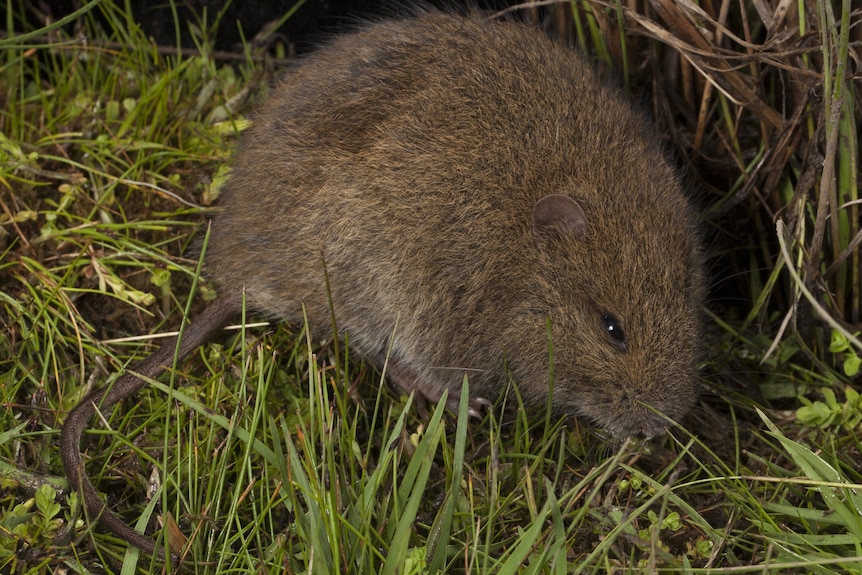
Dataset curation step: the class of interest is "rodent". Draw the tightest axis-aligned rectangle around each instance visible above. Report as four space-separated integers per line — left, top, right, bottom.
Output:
60 10 706 562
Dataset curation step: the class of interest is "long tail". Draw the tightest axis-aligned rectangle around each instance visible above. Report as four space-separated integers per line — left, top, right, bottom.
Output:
59 295 238 563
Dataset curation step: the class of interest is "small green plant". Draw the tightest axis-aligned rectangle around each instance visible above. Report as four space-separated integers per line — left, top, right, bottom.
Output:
0 485 75 564
830 329 862 377
797 386 862 429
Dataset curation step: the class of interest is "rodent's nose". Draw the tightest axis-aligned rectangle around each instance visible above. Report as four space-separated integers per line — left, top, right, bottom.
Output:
621 408 674 439
637 416 671 439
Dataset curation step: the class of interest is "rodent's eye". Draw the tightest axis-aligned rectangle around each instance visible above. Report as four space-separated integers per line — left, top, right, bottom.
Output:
602 313 627 351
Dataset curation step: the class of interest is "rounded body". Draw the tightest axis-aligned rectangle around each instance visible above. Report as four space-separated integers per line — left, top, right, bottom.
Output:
207 12 705 437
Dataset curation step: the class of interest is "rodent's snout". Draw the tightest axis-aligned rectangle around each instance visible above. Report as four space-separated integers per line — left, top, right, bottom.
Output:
599 410 672 439
630 412 675 440
577 389 693 439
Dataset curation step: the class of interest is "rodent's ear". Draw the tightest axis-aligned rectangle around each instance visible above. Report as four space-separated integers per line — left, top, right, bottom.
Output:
532 194 589 243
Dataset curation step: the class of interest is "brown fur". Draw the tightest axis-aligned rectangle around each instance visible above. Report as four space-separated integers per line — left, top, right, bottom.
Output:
61 11 705 561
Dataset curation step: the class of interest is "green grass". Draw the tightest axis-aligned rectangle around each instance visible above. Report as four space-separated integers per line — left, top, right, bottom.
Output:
1 0 861 574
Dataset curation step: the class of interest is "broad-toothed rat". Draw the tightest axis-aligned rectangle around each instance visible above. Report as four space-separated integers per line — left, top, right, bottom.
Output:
60 11 705 561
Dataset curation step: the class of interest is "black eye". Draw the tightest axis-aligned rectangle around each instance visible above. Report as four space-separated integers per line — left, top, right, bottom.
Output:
602 313 627 350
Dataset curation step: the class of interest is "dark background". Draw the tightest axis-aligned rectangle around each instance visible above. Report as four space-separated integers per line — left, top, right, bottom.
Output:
45 1 556 54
